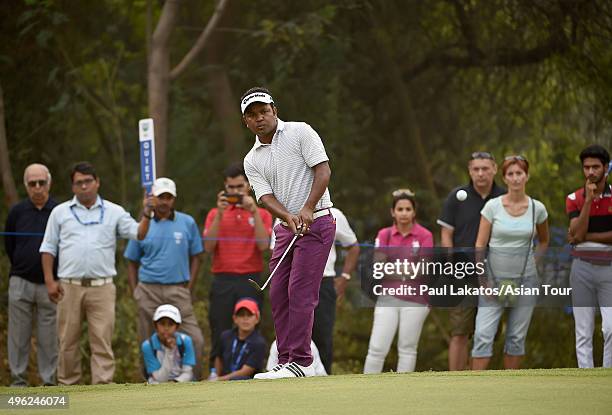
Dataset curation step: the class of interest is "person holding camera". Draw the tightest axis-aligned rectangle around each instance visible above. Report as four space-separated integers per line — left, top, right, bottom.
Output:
203 162 273 371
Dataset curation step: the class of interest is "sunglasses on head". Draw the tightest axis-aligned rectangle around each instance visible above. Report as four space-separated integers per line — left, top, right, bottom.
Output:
392 188 415 197
27 180 48 188
470 152 495 161
504 155 527 162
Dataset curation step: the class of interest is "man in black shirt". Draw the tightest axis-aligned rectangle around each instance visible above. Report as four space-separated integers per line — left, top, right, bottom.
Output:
437 152 506 371
4 163 58 386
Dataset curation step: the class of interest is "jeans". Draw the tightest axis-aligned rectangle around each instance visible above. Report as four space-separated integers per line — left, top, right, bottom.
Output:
472 294 535 358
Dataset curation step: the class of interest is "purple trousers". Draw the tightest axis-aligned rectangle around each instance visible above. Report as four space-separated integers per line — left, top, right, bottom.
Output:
270 214 335 366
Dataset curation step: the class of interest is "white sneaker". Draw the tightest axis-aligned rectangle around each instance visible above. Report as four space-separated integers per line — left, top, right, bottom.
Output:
254 364 285 379
269 361 315 379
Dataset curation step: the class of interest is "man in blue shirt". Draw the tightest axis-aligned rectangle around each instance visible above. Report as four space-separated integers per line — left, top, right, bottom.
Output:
124 177 205 379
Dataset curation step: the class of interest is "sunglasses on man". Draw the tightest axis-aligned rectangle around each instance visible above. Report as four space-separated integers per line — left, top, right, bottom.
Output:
470 152 495 161
27 180 48 188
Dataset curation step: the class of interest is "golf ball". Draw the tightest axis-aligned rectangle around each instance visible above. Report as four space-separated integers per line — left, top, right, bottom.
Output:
456 190 467 201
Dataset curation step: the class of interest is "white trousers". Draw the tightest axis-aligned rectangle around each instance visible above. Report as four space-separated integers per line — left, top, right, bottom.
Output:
573 307 612 368
570 259 612 368
364 296 430 373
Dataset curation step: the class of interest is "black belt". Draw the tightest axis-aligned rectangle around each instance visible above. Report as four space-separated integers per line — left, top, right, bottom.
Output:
578 257 612 266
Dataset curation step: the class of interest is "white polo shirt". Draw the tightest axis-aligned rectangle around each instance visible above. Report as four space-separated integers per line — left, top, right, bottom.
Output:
244 119 333 215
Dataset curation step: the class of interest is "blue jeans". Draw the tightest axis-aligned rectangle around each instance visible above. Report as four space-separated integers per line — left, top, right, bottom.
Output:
472 294 535 358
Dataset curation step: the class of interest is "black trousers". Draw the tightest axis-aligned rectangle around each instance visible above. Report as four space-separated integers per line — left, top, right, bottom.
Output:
312 277 337 374
208 273 263 365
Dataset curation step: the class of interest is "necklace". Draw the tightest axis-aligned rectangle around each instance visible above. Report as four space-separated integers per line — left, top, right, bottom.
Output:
70 198 105 225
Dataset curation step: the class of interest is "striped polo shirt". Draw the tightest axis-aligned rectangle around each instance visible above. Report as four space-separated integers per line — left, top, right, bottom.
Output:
244 119 333 214
566 183 612 258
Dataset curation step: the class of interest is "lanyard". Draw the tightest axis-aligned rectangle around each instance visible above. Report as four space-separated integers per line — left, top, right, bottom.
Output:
230 338 248 372
70 198 105 226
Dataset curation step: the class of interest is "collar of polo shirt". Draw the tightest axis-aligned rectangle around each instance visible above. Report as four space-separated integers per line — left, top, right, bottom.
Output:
70 195 102 208
254 119 285 149
241 92 274 114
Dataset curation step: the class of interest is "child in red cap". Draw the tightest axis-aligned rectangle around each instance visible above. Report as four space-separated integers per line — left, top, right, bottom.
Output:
210 298 267 380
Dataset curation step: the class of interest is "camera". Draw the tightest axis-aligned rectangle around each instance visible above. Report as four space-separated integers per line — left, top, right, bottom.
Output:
223 192 243 204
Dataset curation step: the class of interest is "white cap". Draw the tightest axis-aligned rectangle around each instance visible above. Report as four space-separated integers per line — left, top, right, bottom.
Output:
153 304 181 324
152 177 176 197
240 92 274 114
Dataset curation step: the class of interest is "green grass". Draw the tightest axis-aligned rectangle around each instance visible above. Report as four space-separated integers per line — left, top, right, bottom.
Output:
1 369 611 415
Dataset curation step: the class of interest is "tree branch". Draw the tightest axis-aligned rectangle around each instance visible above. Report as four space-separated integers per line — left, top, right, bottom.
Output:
169 0 230 81
403 30 570 81
146 0 152 66
402 3 572 82
152 0 181 51
449 0 482 59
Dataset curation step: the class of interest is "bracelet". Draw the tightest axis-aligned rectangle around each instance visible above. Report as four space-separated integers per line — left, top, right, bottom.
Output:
340 272 351 281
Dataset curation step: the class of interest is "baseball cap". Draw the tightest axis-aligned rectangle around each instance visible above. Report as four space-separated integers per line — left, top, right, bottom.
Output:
233 298 260 318
240 91 274 114
152 177 176 197
153 304 182 324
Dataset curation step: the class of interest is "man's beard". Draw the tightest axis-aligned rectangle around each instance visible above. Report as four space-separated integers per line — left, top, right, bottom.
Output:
587 173 605 184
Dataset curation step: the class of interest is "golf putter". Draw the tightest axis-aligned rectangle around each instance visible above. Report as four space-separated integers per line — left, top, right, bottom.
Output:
249 225 303 291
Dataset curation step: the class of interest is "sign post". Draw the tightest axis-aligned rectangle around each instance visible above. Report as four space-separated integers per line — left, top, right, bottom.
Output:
138 118 156 194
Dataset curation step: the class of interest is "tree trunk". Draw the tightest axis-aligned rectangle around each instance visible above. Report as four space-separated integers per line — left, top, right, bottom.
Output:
372 26 438 201
148 0 230 176
0 82 18 207
207 66 243 161
147 0 180 176
204 10 243 162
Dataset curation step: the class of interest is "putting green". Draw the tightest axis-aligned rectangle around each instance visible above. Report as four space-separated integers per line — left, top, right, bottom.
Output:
1 369 611 414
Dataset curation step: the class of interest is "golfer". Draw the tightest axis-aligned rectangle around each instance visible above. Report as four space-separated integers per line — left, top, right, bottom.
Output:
241 87 335 379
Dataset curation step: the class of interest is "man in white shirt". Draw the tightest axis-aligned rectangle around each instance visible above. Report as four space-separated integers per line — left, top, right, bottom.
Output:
40 162 154 384
242 87 335 378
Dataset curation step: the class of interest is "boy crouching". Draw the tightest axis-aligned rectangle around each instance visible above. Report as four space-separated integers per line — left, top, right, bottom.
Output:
142 304 196 383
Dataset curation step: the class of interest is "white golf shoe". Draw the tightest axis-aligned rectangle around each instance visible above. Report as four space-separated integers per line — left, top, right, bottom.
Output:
254 364 284 379
268 361 315 379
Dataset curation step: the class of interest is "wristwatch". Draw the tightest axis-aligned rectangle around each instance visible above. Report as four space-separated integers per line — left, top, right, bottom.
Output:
340 272 351 281
143 209 154 219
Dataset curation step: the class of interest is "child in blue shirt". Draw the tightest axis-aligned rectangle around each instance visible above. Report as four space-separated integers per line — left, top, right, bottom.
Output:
211 298 266 381
142 304 196 383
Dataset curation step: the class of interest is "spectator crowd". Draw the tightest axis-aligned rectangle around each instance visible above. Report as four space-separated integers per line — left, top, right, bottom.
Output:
3 93 610 386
